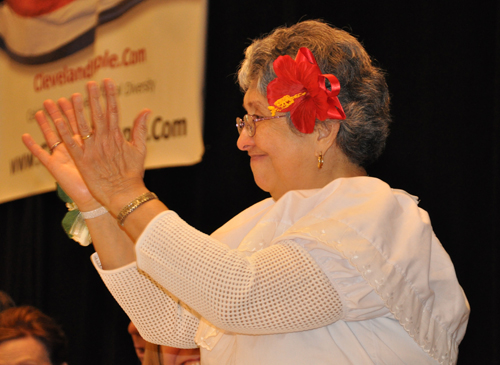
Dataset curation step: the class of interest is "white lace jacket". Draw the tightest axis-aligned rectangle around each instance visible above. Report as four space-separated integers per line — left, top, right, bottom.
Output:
92 177 469 364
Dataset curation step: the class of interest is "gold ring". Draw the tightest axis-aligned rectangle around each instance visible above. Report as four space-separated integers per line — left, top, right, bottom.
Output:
81 132 93 140
50 141 62 151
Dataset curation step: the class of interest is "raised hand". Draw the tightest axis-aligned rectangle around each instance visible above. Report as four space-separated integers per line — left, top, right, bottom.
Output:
23 79 157 267
22 99 99 212
34 79 150 214
67 79 149 209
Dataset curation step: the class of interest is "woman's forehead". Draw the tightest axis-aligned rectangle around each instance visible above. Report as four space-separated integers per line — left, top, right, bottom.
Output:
243 85 268 112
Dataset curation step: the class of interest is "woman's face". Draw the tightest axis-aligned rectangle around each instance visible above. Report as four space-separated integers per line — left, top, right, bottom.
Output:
0 336 55 365
237 81 321 200
128 321 146 363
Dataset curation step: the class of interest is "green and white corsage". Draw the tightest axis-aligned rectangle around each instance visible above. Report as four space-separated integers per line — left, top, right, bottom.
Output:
57 184 107 246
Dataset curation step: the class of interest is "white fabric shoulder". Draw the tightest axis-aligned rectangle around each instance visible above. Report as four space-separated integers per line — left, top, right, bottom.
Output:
207 176 469 364
305 241 391 321
265 177 469 365
191 177 468 363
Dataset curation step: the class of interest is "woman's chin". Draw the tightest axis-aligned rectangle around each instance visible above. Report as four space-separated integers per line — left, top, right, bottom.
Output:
249 155 267 172
251 164 273 191
252 176 271 194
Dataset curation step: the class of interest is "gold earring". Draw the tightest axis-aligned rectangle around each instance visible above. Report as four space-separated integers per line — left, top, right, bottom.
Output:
317 152 324 169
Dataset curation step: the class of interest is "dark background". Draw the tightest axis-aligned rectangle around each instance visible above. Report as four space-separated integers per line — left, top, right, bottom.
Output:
1 0 498 363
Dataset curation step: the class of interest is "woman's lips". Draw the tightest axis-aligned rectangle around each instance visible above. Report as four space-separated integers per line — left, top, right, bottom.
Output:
250 154 266 162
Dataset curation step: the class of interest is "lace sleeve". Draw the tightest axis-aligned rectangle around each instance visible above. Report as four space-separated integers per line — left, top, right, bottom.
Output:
136 211 344 335
91 254 200 348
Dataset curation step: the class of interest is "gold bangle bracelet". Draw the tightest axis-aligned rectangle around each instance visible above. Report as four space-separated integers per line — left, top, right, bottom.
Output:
117 192 158 226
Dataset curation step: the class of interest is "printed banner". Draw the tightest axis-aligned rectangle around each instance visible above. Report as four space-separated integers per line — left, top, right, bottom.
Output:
0 0 207 203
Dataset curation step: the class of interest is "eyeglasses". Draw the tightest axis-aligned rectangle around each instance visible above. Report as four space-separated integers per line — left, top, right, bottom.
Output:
235 114 287 137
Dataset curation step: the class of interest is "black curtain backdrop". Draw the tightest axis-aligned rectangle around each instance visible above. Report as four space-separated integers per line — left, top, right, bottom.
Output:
1 0 498 363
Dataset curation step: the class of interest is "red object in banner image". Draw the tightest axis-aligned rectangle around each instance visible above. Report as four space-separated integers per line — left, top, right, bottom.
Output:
5 0 75 17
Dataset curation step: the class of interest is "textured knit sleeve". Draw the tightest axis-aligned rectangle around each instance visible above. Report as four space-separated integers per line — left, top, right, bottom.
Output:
135 211 344 335
91 253 200 348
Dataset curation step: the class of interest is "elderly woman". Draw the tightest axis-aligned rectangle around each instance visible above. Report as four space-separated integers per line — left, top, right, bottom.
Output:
23 20 469 364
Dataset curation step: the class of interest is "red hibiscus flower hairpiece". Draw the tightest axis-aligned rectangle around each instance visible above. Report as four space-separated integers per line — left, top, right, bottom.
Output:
266 47 346 134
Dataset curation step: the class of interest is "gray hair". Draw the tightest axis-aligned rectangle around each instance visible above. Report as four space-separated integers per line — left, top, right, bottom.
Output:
237 20 391 167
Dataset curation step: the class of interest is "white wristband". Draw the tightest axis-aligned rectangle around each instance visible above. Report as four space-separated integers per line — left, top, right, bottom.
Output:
81 206 108 219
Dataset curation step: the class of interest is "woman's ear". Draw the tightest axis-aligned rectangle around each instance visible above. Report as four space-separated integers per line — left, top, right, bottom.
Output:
315 120 340 153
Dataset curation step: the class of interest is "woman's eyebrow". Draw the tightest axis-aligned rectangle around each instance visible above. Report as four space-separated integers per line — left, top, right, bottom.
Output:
243 100 267 113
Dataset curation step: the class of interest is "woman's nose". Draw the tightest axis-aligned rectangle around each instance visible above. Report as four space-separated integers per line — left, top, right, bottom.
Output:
236 128 254 151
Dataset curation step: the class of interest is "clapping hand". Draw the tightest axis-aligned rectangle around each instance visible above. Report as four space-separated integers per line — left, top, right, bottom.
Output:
23 79 151 213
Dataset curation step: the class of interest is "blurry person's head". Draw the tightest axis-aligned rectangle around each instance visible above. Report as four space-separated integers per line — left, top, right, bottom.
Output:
128 321 147 363
143 341 200 365
0 306 68 365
